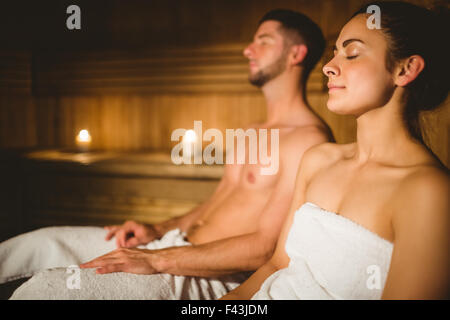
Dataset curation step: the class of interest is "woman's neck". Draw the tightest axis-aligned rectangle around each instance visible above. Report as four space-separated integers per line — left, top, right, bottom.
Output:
353 98 426 166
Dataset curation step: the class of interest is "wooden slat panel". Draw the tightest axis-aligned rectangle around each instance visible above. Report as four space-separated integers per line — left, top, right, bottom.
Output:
24 150 224 179
25 174 218 206
23 168 220 228
0 51 32 95
0 0 448 168
33 44 325 95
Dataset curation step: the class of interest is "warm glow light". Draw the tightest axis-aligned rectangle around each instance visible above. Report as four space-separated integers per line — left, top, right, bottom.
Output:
77 129 92 142
76 129 92 152
183 129 197 143
182 129 197 160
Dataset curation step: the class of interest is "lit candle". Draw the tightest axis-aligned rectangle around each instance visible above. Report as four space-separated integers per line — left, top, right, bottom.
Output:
76 129 92 152
182 129 196 163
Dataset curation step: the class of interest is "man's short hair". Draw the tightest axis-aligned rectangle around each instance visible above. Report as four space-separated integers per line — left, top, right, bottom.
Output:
259 9 325 83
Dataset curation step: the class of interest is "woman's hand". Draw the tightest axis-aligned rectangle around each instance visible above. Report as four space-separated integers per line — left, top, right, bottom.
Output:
104 220 160 248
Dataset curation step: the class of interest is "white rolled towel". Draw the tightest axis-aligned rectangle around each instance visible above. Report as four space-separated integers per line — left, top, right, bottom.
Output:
7 228 250 300
0 226 116 284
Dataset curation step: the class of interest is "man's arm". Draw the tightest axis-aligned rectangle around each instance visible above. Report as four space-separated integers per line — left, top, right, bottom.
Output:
107 165 238 247
83 133 328 278
153 172 294 277
151 123 298 238
82 153 304 276
84 171 298 277
156 170 238 235
152 130 329 277
152 201 207 236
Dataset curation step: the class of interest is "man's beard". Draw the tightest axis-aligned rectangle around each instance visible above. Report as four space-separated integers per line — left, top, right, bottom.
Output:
248 52 288 88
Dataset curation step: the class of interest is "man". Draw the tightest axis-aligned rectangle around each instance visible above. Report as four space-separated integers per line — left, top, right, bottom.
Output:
2 9 332 299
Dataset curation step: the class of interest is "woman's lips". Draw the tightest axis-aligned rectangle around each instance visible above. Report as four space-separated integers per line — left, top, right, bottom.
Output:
327 83 345 92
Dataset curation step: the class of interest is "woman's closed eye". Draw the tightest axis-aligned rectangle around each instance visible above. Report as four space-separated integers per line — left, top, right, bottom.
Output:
346 55 358 60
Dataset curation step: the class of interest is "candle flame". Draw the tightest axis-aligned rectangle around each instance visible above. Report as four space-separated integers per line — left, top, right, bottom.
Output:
76 129 92 143
183 129 196 143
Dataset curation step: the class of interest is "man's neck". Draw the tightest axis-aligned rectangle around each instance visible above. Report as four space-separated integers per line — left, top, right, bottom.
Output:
260 73 312 127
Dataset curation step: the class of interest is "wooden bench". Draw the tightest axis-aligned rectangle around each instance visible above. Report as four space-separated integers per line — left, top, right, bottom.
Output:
0 149 223 242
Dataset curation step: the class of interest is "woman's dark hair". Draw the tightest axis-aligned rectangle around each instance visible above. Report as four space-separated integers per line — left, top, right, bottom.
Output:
352 1 449 142
259 9 326 84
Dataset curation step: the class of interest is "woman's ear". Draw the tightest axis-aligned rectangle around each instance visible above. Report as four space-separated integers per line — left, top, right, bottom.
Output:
394 55 425 87
290 44 308 66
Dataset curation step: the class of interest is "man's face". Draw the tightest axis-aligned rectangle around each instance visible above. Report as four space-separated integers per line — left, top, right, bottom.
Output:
243 20 289 87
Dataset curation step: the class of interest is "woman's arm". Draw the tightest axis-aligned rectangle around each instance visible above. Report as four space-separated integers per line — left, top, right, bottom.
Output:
382 169 449 299
220 259 280 300
220 144 331 300
220 180 303 299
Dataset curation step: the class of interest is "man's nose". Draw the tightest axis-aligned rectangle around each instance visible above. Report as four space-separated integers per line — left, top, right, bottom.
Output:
243 44 253 59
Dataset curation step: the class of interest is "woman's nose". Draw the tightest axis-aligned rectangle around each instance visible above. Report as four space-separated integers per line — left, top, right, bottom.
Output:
323 61 339 77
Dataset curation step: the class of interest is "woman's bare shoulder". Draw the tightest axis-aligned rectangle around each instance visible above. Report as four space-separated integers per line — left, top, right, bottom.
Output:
298 142 353 178
401 163 448 196
303 142 352 166
394 163 449 223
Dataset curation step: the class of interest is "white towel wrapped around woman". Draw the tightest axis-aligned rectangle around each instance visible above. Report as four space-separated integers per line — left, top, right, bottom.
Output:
252 202 394 300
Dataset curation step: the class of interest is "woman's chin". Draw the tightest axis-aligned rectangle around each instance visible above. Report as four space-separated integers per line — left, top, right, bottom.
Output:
326 100 352 115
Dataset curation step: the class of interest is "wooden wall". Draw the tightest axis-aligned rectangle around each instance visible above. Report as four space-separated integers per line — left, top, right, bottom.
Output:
0 0 448 166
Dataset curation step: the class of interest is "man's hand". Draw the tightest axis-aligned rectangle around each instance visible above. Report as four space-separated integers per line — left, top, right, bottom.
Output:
104 220 159 248
79 248 159 275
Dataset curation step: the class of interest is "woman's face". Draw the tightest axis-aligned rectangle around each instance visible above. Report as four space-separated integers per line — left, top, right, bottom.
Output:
323 14 396 116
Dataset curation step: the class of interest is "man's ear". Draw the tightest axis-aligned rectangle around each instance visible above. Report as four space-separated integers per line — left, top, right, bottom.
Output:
290 44 308 66
394 55 425 87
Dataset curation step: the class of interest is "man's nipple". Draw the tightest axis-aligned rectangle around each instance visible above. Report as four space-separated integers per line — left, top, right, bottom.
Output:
247 172 256 184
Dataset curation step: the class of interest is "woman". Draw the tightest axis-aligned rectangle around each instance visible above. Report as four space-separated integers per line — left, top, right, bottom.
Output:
221 1 449 300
